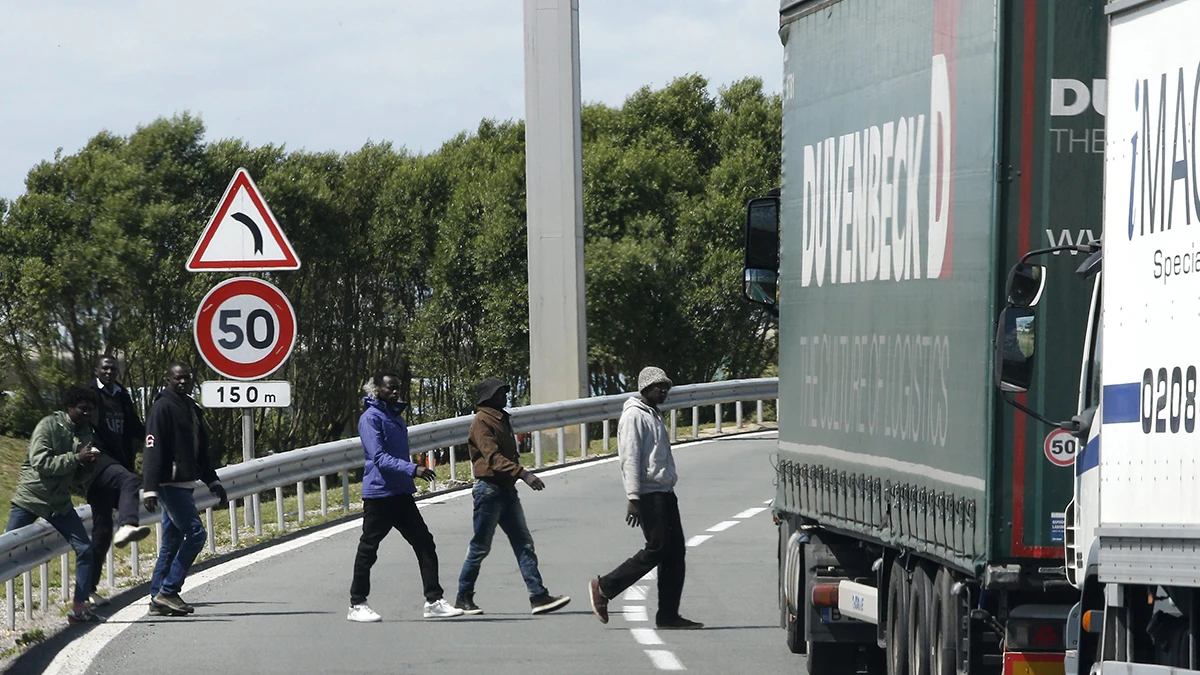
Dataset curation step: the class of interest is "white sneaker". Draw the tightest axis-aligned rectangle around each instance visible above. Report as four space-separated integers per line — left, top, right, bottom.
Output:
423 599 464 618
113 524 152 547
347 603 382 623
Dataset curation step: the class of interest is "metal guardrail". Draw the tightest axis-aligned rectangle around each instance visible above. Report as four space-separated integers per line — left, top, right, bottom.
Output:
0 377 778 627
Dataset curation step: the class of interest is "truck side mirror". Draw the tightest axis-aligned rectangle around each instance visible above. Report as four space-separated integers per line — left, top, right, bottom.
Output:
995 306 1037 393
1006 263 1047 307
743 195 780 310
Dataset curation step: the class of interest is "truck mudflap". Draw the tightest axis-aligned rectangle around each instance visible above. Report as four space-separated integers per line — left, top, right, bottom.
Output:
1005 653 1066 675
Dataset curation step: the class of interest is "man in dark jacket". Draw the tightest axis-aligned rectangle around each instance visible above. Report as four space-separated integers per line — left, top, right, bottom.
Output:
454 378 568 616
347 370 463 623
141 361 228 616
86 355 151 607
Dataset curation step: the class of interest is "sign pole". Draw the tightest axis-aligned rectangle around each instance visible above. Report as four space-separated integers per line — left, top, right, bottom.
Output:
242 410 256 530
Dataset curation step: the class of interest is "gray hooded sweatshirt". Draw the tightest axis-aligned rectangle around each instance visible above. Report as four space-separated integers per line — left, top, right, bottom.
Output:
617 395 677 500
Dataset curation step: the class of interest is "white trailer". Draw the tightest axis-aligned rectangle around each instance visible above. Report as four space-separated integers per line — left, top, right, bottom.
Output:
996 1 1200 672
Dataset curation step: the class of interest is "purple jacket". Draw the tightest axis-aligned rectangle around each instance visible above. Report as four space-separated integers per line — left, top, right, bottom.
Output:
358 397 419 498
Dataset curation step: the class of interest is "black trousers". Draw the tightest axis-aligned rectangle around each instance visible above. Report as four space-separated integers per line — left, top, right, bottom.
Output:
350 494 443 605
599 491 686 624
86 461 143 590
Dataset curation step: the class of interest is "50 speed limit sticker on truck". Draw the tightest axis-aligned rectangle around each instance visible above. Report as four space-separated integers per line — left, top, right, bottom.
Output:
194 277 297 381
1043 428 1078 467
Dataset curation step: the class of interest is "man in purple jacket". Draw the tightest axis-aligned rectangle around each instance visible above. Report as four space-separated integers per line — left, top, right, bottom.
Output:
347 370 464 622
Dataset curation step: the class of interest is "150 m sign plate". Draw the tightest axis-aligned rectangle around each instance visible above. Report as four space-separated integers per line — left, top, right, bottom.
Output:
200 381 291 408
194 277 297 381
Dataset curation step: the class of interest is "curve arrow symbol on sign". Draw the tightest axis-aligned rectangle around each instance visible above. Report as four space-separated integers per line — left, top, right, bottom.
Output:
230 212 264 254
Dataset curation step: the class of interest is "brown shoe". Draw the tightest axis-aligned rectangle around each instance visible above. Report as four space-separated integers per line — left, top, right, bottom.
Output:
588 577 609 624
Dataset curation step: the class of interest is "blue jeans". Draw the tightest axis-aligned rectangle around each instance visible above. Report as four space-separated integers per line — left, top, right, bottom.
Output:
457 480 546 598
149 486 206 597
6 504 94 603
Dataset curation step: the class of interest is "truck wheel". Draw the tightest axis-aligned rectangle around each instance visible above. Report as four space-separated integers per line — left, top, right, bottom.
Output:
931 567 961 675
908 565 934 675
886 561 909 675
783 528 806 654
806 641 859 675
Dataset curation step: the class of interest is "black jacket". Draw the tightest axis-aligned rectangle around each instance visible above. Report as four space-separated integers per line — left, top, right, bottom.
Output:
88 380 144 472
142 389 220 494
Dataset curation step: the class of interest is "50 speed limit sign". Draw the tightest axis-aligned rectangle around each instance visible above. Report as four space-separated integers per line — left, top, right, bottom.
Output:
1043 428 1078 467
194 277 296 381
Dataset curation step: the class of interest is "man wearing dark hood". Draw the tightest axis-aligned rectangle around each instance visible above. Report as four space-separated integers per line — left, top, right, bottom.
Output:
86 354 151 607
454 377 569 616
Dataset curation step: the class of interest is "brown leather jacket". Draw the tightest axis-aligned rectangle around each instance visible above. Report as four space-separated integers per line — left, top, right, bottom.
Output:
468 406 526 488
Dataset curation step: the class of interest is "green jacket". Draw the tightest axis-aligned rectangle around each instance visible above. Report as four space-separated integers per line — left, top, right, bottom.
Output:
12 411 93 519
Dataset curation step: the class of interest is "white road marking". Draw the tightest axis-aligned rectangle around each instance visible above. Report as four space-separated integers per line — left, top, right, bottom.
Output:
640 568 657 582
763 499 772 504
645 649 686 671
707 520 740 532
624 585 648 600
734 507 768 519
685 535 712 547
630 628 663 645
623 605 649 622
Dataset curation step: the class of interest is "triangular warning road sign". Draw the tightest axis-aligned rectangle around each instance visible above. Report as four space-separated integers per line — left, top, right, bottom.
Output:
186 168 301 272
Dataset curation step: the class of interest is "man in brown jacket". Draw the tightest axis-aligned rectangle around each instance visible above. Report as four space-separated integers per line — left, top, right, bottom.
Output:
454 378 569 616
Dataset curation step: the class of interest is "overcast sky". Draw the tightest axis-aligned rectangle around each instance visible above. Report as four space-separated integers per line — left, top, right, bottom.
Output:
0 0 782 201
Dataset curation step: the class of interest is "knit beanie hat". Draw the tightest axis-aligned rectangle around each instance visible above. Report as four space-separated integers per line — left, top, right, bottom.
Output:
637 366 673 393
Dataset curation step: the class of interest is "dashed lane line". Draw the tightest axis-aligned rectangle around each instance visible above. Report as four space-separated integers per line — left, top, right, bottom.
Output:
645 650 687 671
630 628 664 645
685 534 712 547
624 585 649 601
706 520 740 533
735 507 768 519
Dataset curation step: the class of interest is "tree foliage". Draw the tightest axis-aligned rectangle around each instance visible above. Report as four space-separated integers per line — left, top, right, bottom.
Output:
0 75 780 455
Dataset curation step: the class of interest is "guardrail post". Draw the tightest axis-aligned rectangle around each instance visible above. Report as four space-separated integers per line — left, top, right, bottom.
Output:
715 403 723 434
229 500 239 548
580 424 588 459
692 406 699 438
107 547 115 589
39 563 49 612
23 570 31 621
253 493 263 537
342 471 351 512
320 475 329 517
557 427 566 465
61 554 69 602
757 400 763 424
736 401 744 429
602 420 610 453
776 398 780 422
6 579 13 630
277 487 286 531
131 539 140 577
207 508 216 553
534 430 543 468
449 446 457 482
671 410 677 441
297 481 306 524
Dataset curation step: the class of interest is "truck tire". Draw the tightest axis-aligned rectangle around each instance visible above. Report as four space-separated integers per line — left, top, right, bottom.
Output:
908 565 934 675
886 561 909 675
783 528 806 654
930 567 961 675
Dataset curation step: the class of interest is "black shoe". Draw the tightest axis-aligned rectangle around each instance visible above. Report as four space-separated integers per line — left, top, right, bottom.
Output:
67 608 106 624
153 592 195 614
657 616 704 630
454 595 484 615
148 602 189 617
588 578 608 624
531 593 570 615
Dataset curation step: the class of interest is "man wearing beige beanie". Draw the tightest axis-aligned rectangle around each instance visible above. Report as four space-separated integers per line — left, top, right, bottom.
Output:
588 366 702 630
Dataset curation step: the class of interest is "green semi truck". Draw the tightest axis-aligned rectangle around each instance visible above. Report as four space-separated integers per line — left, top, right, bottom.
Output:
742 1 1107 674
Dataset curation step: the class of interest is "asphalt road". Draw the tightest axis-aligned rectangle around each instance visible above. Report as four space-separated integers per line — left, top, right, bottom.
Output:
36 433 800 674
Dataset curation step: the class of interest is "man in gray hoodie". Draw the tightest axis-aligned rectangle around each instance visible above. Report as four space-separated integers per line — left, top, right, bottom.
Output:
588 366 702 630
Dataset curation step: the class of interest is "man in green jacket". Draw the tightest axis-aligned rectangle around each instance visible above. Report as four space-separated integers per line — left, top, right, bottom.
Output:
5 385 104 623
